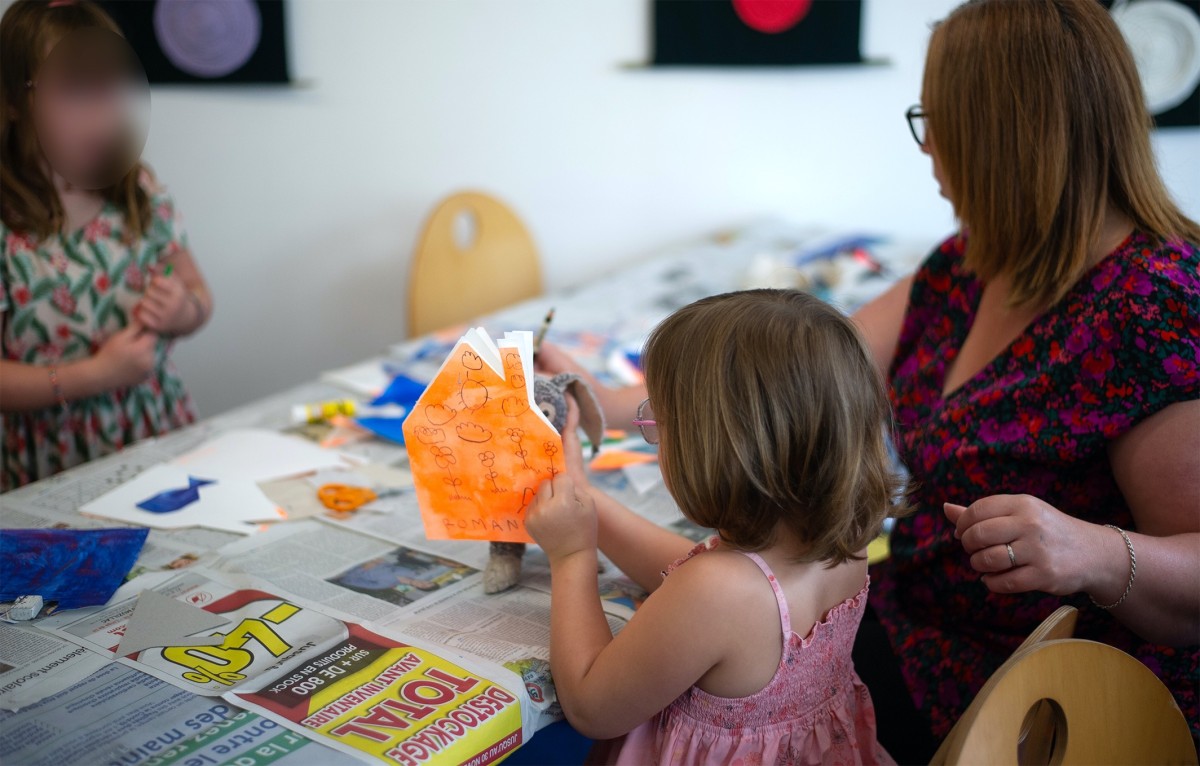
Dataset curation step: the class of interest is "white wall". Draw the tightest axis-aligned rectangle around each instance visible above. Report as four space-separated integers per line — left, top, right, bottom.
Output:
23 0 1200 415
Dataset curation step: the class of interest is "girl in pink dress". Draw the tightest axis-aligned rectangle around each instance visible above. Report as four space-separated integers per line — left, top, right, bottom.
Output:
527 289 903 765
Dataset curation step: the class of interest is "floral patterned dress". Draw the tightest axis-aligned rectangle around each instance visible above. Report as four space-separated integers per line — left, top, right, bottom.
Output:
870 230 1199 743
1 183 198 492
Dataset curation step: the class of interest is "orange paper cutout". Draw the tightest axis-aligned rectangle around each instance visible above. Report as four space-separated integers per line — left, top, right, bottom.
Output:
588 450 658 472
402 331 562 543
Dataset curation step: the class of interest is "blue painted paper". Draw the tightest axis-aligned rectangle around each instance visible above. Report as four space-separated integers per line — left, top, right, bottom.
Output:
357 374 427 445
0 527 149 609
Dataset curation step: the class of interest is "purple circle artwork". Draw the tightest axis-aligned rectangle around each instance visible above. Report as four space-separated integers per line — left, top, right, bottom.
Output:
153 0 262 79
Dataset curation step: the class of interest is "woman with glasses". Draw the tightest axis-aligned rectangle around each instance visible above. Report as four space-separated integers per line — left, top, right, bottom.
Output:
539 0 1199 759
855 0 1199 758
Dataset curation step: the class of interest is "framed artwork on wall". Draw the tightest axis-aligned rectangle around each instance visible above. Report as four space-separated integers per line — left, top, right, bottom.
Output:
649 0 873 67
1107 0 1200 127
97 0 291 85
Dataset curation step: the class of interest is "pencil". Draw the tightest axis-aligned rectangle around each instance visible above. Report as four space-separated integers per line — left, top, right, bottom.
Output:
533 307 555 354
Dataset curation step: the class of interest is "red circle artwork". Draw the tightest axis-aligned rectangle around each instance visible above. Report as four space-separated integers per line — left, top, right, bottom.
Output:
732 0 814 34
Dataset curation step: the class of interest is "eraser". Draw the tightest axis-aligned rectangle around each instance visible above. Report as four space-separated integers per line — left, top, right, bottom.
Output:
9 595 44 621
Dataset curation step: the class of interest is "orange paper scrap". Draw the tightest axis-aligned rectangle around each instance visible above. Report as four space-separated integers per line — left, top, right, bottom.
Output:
403 328 562 543
588 450 658 472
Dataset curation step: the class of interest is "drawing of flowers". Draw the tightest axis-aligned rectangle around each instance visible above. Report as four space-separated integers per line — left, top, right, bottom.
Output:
478 451 500 492
507 427 532 470
431 445 463 499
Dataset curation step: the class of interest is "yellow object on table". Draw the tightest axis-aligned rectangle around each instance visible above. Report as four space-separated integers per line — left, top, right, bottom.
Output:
867 533 890 564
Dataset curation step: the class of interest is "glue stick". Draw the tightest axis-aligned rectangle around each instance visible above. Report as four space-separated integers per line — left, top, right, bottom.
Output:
291 399 407 424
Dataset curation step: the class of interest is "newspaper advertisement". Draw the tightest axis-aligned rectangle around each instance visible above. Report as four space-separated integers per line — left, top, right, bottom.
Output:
36 569 530 765
210 519 635 725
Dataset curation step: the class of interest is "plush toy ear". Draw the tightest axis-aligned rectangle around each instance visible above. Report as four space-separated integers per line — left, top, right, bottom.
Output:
552 373 606 457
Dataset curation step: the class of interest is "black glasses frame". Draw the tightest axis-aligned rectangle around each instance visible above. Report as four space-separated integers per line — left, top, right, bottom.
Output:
906 105 927 148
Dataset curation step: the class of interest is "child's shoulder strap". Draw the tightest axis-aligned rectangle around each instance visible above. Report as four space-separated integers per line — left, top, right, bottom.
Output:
738 551 793 643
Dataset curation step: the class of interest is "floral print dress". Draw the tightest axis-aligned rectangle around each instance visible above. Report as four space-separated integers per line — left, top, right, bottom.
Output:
1 182 197 492
870 230 1199 743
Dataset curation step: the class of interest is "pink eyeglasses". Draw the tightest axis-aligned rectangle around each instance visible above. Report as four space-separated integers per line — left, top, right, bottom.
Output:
631 398 658 445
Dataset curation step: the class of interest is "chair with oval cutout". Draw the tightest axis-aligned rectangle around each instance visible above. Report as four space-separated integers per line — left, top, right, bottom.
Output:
931 605 1079 764
933 630 1196 765
408 191 544 338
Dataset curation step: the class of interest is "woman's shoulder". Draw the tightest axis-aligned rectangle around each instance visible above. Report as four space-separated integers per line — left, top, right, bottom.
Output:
1068 230 1200 408
907 232 975 302
1082 230 1199 331
1093 229 1199 301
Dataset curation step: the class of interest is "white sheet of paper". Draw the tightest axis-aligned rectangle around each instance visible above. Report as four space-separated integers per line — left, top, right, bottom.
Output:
80 464 282 534
320 358 390 397
169 428 349 482
624 461 664 495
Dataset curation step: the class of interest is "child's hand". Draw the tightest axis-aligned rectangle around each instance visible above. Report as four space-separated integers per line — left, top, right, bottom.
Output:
527 474 598 565
560 396 592 489
93 322 157 389
136 267 194 335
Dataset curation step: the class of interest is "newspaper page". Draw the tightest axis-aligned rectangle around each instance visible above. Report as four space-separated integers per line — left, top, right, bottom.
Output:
36 569 532 765
0 622 111 711
210 521 485 629
0 662 353 766
209 519 635 727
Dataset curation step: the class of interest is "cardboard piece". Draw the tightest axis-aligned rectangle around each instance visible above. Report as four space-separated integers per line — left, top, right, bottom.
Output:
116 589 230 656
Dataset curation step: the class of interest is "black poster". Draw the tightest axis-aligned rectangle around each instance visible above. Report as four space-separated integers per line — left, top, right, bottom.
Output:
97 0 290 85
651 0 865 67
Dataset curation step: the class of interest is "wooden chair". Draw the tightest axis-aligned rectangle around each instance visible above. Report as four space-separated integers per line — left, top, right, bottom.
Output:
408 191 544 338
932 606 1078 765
933 631 1196 765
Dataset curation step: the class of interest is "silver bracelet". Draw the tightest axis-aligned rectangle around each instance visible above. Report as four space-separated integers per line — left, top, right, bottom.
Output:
1090 524 1136 610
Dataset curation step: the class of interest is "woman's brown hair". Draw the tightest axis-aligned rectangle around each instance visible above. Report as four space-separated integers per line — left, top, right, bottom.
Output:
0 0 151 241
641 289 908 566
923 0 1200 308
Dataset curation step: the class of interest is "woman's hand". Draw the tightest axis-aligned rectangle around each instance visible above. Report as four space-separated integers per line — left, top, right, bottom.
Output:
535 341 591 378
136 268 197 336
527 474 598 565
944 495 1117 597
536 341 648 427
92 322 157 389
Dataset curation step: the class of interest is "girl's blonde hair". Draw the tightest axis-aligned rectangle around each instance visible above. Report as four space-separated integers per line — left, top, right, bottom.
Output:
642 289 908 566
924 0 1200 308
0 0 151 240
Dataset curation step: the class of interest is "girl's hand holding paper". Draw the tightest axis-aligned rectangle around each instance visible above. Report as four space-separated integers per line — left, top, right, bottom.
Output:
526 474 598 564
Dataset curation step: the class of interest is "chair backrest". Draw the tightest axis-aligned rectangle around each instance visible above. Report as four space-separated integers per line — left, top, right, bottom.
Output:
408 191 543 338
931 606 1079 765
939 638 1196 765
